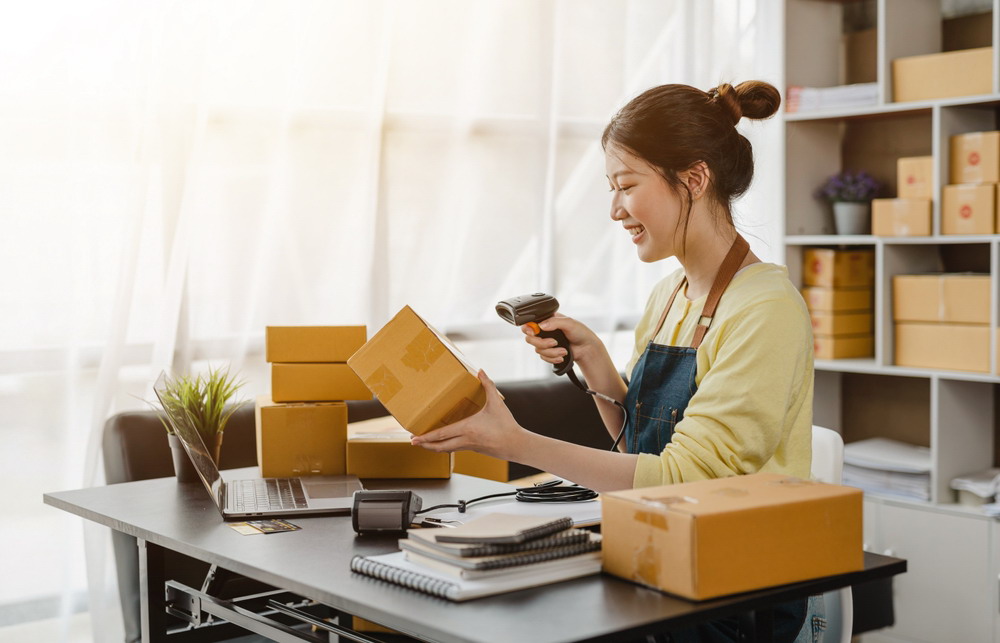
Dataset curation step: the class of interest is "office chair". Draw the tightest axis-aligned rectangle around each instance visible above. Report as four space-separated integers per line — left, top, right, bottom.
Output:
811 425 853 643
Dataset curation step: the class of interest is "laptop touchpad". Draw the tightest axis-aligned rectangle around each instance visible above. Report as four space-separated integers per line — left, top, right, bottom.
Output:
303 480 361 499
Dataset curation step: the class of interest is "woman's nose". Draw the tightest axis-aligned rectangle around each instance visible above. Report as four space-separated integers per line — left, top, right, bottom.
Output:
610 195 625 221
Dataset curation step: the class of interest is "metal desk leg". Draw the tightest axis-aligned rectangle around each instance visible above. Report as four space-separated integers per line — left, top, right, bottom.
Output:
138 539 169 643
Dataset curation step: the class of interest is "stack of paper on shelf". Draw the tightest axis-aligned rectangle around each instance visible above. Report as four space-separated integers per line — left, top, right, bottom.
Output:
843 437 931 501
950 467 1000 507
785 82 878 113
350 513 602 601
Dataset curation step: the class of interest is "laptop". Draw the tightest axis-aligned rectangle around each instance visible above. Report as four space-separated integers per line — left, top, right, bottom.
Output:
154 372 363 520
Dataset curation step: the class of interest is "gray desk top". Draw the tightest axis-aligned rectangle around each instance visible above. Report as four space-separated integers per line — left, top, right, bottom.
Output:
45 470 905 643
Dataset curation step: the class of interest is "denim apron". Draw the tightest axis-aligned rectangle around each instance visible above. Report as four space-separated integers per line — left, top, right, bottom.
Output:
624 236 807 643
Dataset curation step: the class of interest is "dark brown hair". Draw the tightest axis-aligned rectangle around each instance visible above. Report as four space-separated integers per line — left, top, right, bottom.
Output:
601 81 781 246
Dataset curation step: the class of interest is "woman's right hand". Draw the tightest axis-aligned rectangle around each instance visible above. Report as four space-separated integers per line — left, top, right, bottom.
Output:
522 313 604 367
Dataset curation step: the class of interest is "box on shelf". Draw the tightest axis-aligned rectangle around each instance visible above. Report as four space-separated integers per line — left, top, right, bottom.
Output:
871 198 931 236
346 417 452 479
950 131 1000 184
265 326 367 363
941 184 995 235
271 363 371 402
892 46 992 103
895 323 989 373
800 287 872 313
601 473 863 600
802 249 875 288
893 274 991 324
813 335 873 360
896 156 933 200
254 397 347 477
810 311 872 337
347 305 486 436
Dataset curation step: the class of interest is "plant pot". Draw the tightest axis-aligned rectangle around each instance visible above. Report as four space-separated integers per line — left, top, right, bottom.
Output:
833 201 871 235
167 432 224 482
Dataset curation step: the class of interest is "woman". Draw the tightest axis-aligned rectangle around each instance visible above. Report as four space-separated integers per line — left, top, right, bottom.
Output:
412 81 815 642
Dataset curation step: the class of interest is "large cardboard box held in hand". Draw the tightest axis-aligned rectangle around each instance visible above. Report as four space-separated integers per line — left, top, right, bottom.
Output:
601 473 863 600
871 199 931 236
892 46 992 103
802 249 874 288
895 323 989 372
346 415 451 478
813 335 873 360
271 363 371 402
950 131 1000 184
800 287 872 313
893 274 991 324
347 306 487 436
265 326 367 363
897 156 933 199
254 397 347 477
942 184 995 234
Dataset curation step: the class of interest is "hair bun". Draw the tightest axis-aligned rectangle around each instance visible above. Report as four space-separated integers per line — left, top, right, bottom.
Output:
709 83 742 125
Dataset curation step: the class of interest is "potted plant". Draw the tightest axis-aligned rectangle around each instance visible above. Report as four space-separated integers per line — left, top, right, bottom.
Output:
816 170 881 235
154 366 246 482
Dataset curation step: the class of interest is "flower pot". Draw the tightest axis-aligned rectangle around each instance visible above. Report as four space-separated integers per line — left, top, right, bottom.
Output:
833 201 871 235
168 432 224 482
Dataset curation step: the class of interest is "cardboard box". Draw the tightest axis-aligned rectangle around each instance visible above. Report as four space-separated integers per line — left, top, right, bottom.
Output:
454 451 510 482
271 363 371 402
346 417 452 478
942 184 995 234
802 249 875 288
896 156 933 200
950 131 1000 184
813 335 873 359
810 311 872 337
254 397 347 477
892 46 992 103
601 473 863 600
895 323 989 372
265 326 367 363
801 287 872 313
893 274 991 324
843 28 876 85
347 306 486 436
871 198 931 236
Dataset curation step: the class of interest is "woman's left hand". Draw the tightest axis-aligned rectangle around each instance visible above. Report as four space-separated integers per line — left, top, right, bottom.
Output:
410 370 527 461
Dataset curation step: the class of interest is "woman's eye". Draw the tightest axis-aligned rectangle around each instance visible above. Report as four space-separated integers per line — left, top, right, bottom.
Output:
620 185 634 193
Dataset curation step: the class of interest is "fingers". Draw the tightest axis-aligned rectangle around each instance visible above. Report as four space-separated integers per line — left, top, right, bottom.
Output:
413 436 466 453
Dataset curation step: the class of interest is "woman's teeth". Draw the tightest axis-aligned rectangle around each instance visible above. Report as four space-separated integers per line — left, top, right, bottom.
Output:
630 225 645 236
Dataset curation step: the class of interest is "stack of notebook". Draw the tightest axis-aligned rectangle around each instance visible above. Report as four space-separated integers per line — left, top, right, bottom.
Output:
350 513 602 601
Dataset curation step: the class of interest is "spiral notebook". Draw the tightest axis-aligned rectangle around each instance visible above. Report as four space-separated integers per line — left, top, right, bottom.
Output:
420 513 574 545
404 527 592 558
399 531 602 571
350 550 602 601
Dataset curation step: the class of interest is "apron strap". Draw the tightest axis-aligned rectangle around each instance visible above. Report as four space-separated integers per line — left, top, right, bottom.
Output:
692 235 750 349
650 277 688 340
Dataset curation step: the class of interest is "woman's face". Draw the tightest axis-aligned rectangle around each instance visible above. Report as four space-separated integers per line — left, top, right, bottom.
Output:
605 145 685 263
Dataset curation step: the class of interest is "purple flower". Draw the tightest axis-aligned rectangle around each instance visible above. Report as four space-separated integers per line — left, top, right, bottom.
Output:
816 171 881 203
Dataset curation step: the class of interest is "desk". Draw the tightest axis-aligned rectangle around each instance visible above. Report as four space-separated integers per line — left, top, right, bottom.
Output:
45 471 905 643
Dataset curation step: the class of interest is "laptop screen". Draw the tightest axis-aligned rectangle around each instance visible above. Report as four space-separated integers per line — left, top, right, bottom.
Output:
153 372 225 506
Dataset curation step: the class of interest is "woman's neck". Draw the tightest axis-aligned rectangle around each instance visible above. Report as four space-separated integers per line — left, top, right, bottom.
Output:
677 218 758 300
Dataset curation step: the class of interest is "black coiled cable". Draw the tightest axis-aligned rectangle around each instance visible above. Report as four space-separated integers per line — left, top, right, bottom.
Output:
415 478 597 515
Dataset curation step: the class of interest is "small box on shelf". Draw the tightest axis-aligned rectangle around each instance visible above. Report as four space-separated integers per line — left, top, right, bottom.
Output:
892 47 992 103
802 248 875 288
897 156 933 200
950 132 1000 184
893 274 991 324
941 184 995 235
895 323 989 373
800 287 872 313
814 335 873 360
871 199 931 236
810 312 872 337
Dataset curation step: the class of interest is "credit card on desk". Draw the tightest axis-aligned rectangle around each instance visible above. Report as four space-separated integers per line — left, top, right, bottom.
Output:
228 519 302 535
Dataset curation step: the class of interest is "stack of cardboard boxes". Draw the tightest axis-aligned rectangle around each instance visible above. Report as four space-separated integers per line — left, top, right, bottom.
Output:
255 326 369 477
893 274 991 373
943 131 1000 235
872 156 932 236
801 248 875 359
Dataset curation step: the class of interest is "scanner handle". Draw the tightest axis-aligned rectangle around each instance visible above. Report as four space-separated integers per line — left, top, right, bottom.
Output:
527 322 574 376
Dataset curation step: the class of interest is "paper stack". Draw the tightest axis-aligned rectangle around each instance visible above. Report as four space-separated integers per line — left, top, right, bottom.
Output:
786 82 878 113
951 468 1000 511
843 437 931 501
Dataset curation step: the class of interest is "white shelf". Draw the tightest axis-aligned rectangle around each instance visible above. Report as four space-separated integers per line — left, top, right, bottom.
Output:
787 235 1000 245
816 359 1000 383
785 93 1000 123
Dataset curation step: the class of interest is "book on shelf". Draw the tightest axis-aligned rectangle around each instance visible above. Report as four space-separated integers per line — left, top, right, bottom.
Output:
786 82 878 114
406 526 592 558
399 531 602 572
842 437 931 501
423 513 574 544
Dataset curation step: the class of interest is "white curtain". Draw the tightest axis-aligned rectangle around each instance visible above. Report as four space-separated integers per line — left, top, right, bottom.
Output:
0 1 777 640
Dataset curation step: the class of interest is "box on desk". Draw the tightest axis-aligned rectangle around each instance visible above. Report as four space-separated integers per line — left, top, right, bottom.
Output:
895 323 989 372
893 274 991 324
346 416 452 478
601 473 863 601
892 47 992 103
942 184 995 235
897 156 933 200
800 287 871 313
802 249 874 288
950 131 1000 184
871 199 931 236
254 397 347 477
265 326 367 363
348 305 486 436
271 363 371 402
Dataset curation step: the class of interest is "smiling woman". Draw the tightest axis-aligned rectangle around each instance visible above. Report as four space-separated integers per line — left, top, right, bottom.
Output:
0 1 772 641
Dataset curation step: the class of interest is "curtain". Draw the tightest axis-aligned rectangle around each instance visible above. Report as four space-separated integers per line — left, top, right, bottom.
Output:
0 1 775 640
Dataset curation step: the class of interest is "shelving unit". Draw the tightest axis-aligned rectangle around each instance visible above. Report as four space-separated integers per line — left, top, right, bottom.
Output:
782 1 1000 641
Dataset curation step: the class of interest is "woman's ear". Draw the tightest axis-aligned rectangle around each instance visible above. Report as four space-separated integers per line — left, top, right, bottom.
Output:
680 162 711 200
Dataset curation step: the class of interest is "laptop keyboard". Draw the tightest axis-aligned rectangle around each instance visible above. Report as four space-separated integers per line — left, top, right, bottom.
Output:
232 479 308 512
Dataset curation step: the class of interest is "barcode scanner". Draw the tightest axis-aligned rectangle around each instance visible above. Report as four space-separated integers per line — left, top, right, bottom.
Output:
496 292 630 453
495 293 574 376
